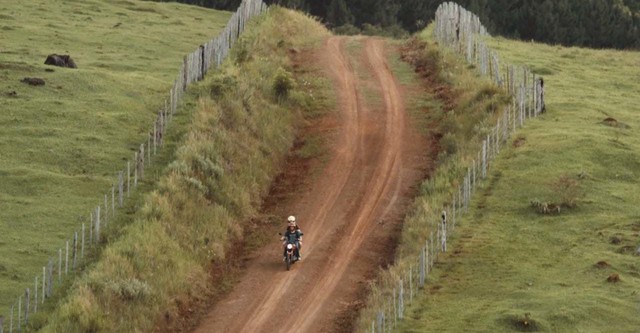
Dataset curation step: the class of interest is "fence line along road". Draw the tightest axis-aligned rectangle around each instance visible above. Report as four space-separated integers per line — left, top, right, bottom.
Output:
364 2 546 332
0 1 268 331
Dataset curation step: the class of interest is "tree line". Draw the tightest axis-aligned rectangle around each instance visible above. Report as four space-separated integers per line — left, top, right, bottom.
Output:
149 0 639 49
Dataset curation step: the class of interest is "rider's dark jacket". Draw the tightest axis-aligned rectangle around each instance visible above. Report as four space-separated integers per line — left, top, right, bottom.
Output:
283 229 303 244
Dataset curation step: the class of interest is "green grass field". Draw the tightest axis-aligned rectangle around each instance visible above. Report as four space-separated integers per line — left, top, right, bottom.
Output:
395 30 640 332
0 0 230 309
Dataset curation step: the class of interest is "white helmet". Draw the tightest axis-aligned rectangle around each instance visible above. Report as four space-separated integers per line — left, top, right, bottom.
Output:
287 216 296 223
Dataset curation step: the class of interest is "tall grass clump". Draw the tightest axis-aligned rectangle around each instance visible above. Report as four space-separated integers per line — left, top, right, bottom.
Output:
37 7 330 332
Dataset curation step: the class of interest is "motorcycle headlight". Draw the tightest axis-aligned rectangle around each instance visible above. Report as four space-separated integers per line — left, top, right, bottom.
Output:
287 244 293 250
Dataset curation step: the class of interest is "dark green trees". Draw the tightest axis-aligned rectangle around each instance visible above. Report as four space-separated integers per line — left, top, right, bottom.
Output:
150 0 639 49
326 0 353 27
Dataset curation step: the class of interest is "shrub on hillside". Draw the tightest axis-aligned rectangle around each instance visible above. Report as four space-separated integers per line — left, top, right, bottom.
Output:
273 67 295 101
107 278 152 301
530 174 583 214
209 74 237 99
333 23 361 36
530 199 561 215
234 39 251 65
361 23 408 38
416 47 445 82
440 132 457 156
552 174 582 208
439 111 460 135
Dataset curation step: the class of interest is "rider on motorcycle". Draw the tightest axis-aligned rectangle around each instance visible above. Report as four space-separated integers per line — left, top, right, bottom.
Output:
282 216 303 260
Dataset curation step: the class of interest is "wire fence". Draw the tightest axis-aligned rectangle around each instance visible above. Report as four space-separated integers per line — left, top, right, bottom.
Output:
362 2 546 332
0 0 267 331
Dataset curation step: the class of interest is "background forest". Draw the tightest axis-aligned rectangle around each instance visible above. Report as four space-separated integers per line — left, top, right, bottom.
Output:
149 0 640 49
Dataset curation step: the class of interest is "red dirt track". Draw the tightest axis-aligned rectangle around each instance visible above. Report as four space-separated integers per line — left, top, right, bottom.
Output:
192 36 430 333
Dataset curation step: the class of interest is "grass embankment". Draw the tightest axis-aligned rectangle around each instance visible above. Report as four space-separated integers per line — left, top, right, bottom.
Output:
38 7 331 332
0 0 230 309
395 29 640 332
356 25 513 329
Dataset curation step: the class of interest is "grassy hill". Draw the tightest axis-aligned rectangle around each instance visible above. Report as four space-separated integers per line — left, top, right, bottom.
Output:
0 0 230 310
395 28 640 332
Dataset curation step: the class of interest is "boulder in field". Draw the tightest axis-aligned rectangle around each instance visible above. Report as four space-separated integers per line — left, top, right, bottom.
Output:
44 54 77 69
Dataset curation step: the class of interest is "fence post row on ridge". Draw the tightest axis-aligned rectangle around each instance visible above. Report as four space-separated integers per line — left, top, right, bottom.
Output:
365 2 545 332
0 1 268 331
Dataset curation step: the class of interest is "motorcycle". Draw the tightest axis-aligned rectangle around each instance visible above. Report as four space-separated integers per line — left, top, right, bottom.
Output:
279 233 300 271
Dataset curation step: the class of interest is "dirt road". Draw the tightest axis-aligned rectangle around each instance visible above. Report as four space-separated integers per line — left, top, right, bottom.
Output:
192 36 430 333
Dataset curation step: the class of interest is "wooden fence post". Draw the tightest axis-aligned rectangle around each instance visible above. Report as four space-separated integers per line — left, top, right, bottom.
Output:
425 241 430 276
398 279 404 320
104 194 108 226
81 223 85 259
160 108 165 146
171 84 177 117
392 288 397 327
465 174 470 211
65 240 69 275
89 215 93 248
386 299 391 331
430 232 434 267
153 122 157 156
436 219 441 256
495 125 500 156
511 100 516 132
17 296 21 333
409 265 413 303
519 84 524 127
466 168 471 210
118 171 124 207
200 44 206 80
183 56 188 91
111 185 115 216
452 199 457 231
73 232 78 271
34 276 37 313
134 153 138 188
127 161 131 197
486 134 492 170
419 247 425 287
482 139 487 178
462 175 467 212
95 206 101 243
139 144 145 180
47 259 53 297
147 135 151 167
42 267 45 303
471 158 476 193
441 210 447 252
503 106 509 140
58 249 62 283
